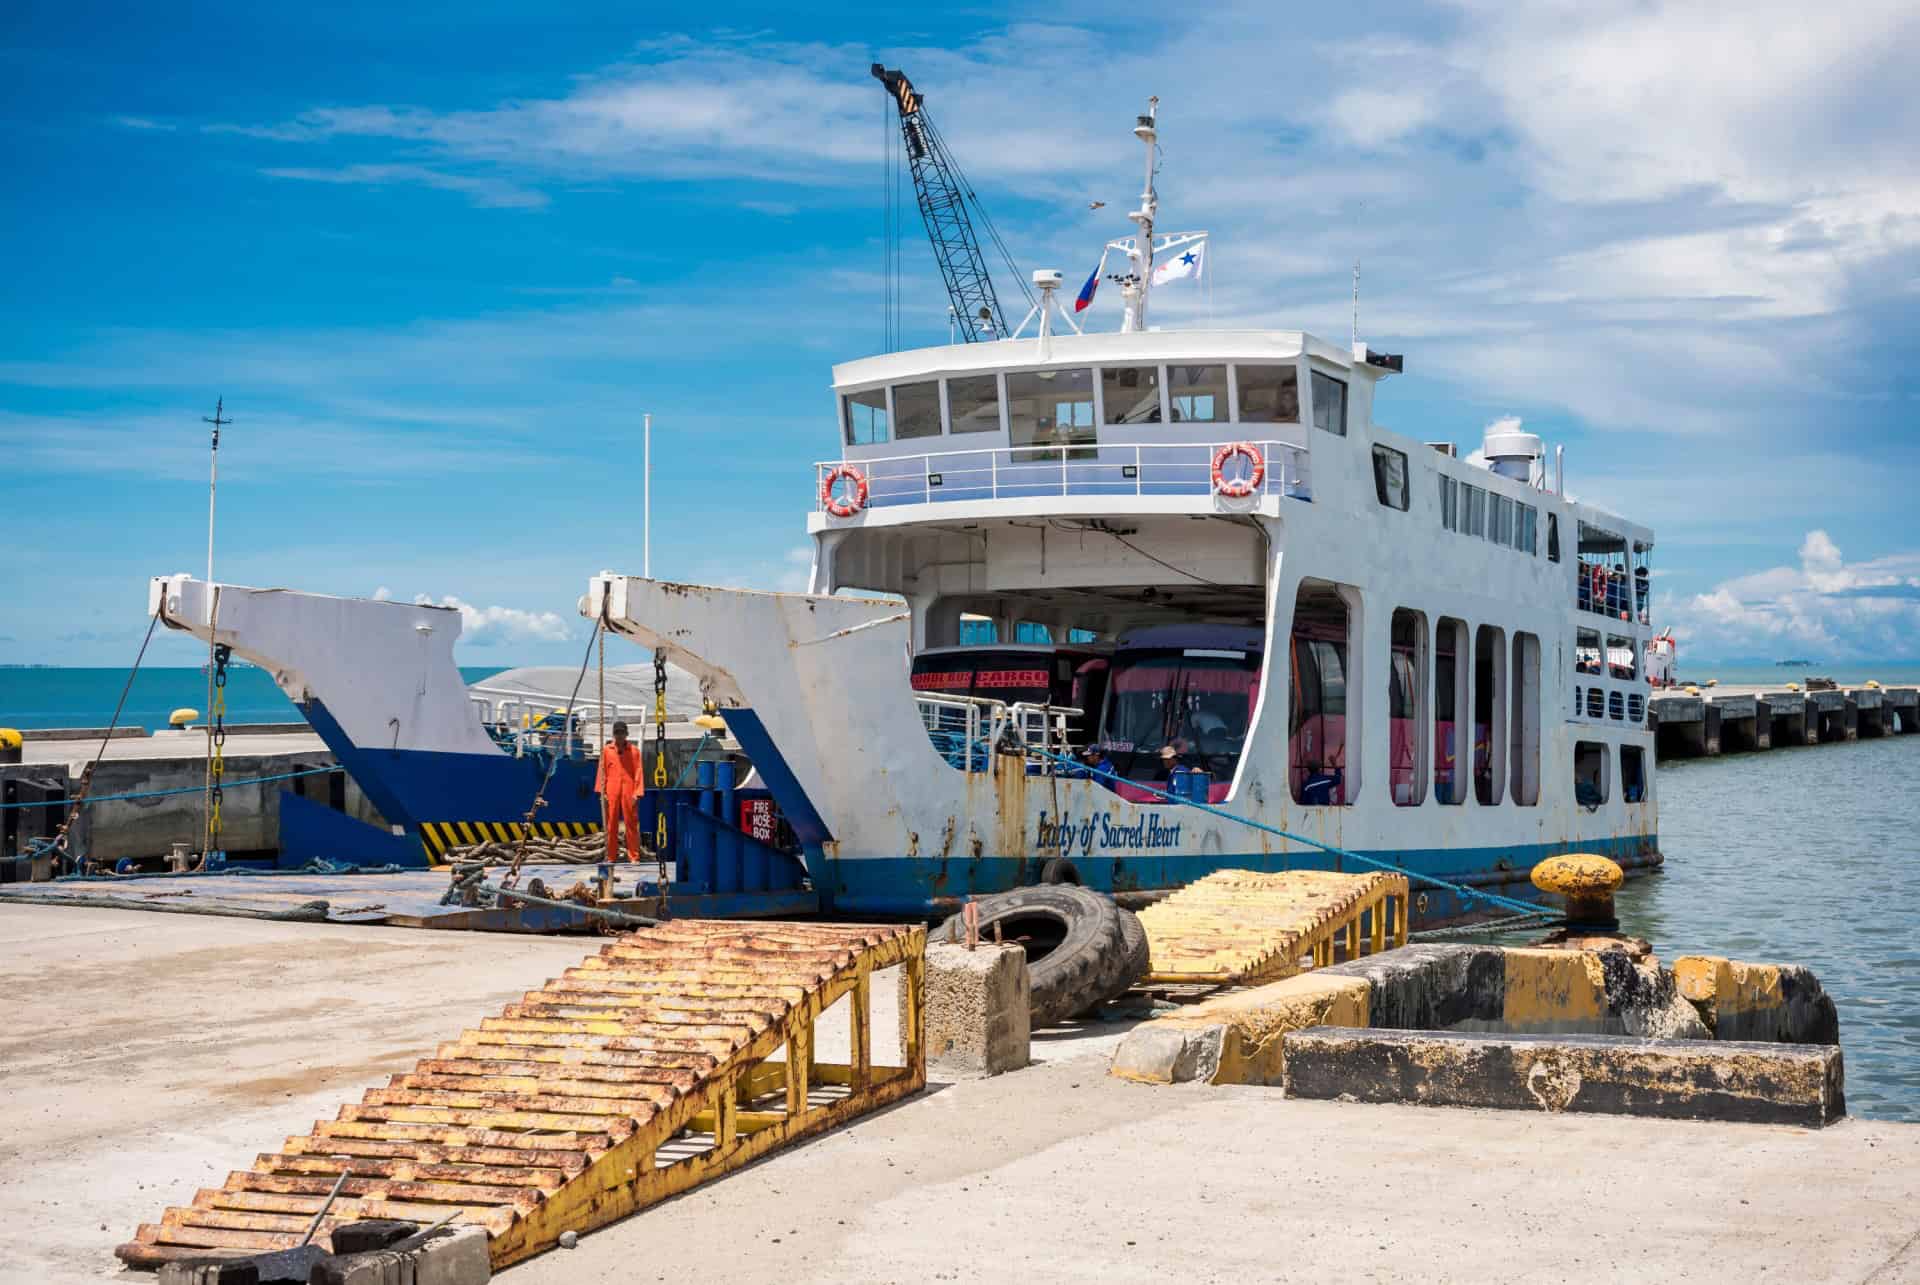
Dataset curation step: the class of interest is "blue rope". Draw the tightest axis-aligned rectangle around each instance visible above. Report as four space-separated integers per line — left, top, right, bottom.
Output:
1015 742 1550 919
0 765 339 810
671 732 714 788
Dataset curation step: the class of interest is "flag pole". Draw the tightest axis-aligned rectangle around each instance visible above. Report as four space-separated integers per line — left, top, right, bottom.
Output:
643 412 652 579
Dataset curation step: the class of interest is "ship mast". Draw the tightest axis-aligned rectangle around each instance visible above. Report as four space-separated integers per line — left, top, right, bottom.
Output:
1120 96 1159 334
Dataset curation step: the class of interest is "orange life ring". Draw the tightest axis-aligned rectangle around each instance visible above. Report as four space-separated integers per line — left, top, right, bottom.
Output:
1210 441 1265 498
821 463 868 518
1589 564 1605 604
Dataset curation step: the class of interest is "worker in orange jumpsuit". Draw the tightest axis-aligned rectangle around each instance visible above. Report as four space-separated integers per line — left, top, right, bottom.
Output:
595 720 645 863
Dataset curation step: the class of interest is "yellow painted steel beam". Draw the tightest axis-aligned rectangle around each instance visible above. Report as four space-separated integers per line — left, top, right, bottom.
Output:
117 921 926 1272
1138 870 1410 985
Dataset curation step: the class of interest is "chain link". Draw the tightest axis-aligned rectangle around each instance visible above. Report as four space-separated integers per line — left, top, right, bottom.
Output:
207 644 231 854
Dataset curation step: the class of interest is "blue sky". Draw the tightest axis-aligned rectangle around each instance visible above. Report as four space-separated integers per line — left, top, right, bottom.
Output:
4 0 1918 667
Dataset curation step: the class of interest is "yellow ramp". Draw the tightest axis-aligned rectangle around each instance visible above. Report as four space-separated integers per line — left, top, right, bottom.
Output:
1139 869 1408 985
118 921 926 1271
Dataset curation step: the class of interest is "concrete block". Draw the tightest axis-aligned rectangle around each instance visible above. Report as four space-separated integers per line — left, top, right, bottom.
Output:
329 1221 418 1255
1318 943 1504 1029
315 1226 490 1285
915 941 1030 1076
1673 956 1840 1044
1282 1027 1845 1127
158 1262 260 1285
1109 972 1369 1085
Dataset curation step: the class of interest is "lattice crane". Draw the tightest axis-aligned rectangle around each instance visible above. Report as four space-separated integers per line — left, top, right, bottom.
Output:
872 63 1028 343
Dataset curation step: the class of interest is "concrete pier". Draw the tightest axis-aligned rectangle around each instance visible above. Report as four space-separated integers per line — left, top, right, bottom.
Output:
1650 685 1918 760
5 906 1919 1285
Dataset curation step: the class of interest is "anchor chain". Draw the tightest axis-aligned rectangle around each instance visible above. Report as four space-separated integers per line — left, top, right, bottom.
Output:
651 651 670 912
206 643 231 863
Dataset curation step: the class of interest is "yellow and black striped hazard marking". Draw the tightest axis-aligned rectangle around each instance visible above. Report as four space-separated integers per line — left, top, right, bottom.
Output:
418 819 600 859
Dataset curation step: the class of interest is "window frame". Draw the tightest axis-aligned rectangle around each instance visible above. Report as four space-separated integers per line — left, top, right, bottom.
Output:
891 378 943 441
1390 608 1429 807
1372 444 1411 511
1097 364 1167 428
1232 363 1302 425
946 372 1004 436
1310 370 1349 437
841 386 891 447
1510 632 1540 806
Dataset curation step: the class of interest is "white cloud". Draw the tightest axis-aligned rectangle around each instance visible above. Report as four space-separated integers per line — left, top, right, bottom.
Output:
1662 530 1920 659
414 594 574 644
261 164 548 209
113 116 175 132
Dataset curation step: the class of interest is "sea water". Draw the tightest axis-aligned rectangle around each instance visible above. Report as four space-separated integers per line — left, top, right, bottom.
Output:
0 665 506 732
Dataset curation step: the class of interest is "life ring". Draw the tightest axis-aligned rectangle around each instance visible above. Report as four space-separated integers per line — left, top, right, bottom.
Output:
820 463 868 518
1589 563 1606 605
1210 441 1265 498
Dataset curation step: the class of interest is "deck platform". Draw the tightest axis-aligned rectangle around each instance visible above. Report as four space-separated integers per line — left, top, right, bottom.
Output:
1650 684 1918 759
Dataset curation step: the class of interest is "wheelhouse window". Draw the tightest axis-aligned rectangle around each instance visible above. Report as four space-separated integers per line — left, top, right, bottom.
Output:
948 375 1001 434
1006 368 1095 462
1235 364 1300 423
894 380 941 440
1547 512 1561 562
1390 609 1428 806
1101 366 1163 424
1291 581 1353 805
1311 371 1348 436
843 388 888 445
1168 365 1228 423
1372 445 1409 510
1434 618 1467 805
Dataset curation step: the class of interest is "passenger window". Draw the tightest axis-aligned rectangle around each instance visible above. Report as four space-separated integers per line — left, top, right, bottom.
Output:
1433 617 1467 806
1511 632 1540 806
1621 745 1647 803
1311 372 1348 436
947 375 1001 434
1291 581 1353 805
1473 625 1505 806
1236 365 1299 423
1100 366 1163 424
1438 474 1458 530
893 380 941 440
1372 445 1409 511
843 388 889 445
1167 365 1228 423
1547 512 1561 562
1607 635 1637 682
1575 741 1609 807
1575 628 1601 677
1390 609 1427 806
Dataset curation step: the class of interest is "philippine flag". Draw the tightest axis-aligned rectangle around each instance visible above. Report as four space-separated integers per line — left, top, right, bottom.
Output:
1151 239 1206 286
1074 263 1100 313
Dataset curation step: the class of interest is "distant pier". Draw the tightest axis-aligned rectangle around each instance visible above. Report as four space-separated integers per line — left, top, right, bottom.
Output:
1650 684 1918 759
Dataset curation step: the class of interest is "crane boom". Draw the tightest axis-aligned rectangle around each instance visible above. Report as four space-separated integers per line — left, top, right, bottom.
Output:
872 64 1020 343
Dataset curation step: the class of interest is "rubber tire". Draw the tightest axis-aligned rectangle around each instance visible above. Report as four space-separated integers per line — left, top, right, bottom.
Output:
931 885 1125 1027
1094 906 1151 1004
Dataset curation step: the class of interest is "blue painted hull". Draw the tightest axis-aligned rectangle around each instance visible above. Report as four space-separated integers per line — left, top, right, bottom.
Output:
303 699 602 859
822 834 1662 927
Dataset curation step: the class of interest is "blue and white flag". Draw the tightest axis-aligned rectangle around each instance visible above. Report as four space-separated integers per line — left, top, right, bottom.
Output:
1151 238 1206 286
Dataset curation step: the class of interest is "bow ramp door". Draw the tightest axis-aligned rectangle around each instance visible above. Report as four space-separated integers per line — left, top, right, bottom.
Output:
117 921 926 1271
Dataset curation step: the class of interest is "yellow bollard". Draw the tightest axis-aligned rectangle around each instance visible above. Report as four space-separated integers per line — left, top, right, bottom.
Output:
1531 853 1624 930
168 708 198 727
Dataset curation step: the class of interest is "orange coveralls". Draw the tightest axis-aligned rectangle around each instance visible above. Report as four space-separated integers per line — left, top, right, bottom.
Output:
595 740 645 862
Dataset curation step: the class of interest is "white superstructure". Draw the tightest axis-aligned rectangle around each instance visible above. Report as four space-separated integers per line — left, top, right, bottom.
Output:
588 98 1660 924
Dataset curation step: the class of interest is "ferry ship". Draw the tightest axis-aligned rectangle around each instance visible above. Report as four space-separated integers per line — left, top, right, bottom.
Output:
586 99 1662 926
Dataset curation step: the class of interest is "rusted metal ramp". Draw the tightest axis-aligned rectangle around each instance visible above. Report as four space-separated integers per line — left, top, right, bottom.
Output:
117 921 926 1271
1139 869 1409 985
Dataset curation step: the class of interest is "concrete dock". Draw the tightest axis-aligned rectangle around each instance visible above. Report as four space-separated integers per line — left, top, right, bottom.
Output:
5 904 1918 1285
1651 683 1918 760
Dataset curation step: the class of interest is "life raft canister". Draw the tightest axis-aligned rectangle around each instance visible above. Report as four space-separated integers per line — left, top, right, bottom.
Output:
821 463 869 517
1210 441 1265 498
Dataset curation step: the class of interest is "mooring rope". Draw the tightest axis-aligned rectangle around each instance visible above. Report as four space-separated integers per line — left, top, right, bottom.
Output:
1016 743 1553 920
0 765 339 810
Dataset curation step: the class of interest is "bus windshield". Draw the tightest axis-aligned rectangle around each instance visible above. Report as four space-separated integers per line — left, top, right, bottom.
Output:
1098 651 1261 782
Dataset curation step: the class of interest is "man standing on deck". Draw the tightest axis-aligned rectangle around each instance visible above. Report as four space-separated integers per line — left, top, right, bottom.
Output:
595 720 645 863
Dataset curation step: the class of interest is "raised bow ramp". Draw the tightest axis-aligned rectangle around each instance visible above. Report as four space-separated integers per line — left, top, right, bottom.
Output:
117 921 926 1271
1139 869 1410 985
